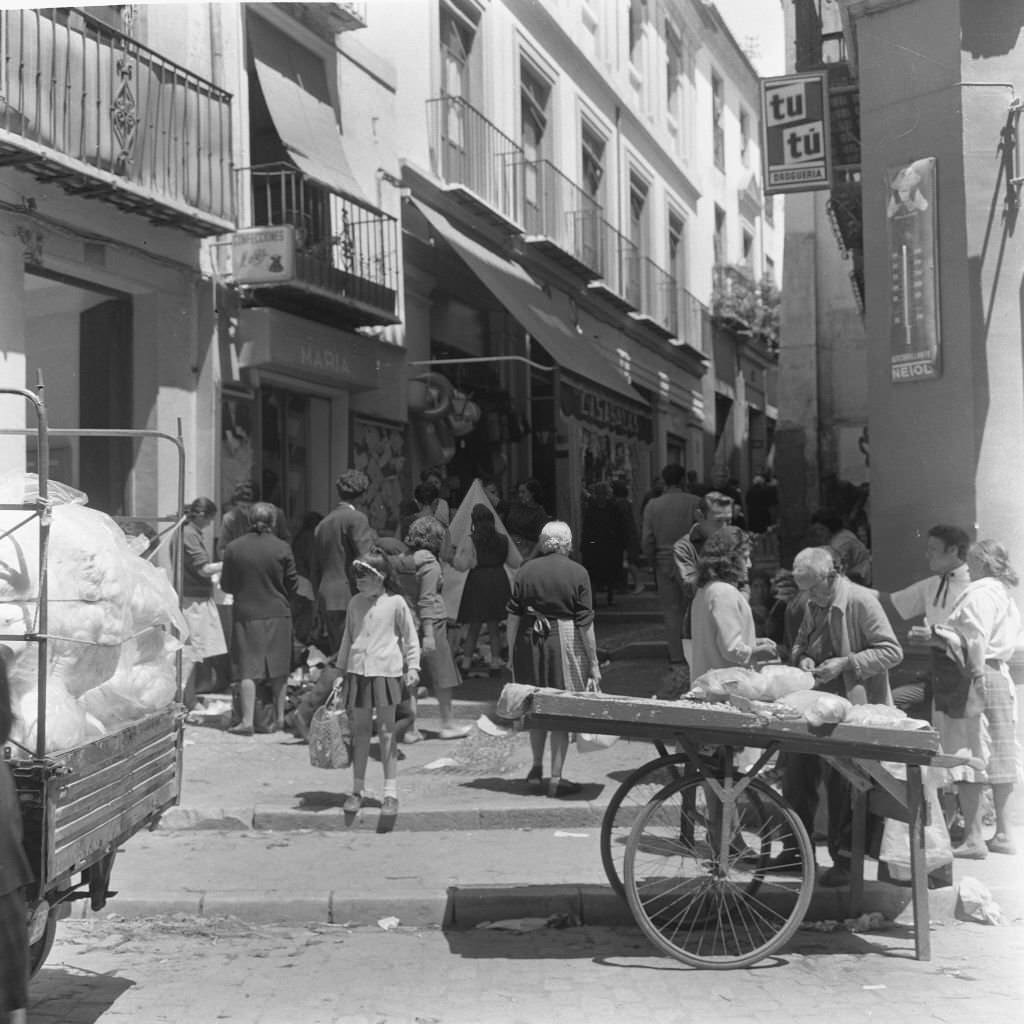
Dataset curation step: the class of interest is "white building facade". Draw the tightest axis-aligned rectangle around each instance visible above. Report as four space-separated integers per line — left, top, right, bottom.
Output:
1 1 781 543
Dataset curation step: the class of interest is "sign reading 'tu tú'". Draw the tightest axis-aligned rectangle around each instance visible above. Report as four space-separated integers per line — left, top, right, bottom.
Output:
760 73 831 195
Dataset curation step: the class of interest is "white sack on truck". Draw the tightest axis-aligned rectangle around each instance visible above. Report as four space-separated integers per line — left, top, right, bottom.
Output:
0 473 186 752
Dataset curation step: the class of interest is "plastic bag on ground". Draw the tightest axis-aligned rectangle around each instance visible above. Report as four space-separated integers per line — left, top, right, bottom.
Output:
879 765 953 879
955 877 1003 925
575 731 618 753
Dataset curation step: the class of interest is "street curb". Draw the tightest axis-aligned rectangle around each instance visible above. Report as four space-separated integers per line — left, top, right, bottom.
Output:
79 881 918 930
157 798 606 831
160 801 612 833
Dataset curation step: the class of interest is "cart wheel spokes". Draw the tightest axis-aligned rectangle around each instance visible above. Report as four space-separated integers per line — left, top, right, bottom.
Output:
600 753 691 900
624 776 814 969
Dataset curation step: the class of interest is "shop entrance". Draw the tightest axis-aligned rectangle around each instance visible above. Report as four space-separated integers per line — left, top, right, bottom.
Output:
221 384 331 535
24 269 132 515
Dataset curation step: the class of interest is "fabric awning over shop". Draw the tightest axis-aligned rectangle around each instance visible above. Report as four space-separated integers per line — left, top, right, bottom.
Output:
249 17 367 202
413 201 644 406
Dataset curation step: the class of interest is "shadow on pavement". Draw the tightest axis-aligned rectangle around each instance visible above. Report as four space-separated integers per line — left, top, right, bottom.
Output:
30 968 135 1021
444 923 659 962
457 777 606 801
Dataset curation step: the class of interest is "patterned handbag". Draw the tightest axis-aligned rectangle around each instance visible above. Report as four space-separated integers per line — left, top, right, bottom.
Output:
308 679 352 769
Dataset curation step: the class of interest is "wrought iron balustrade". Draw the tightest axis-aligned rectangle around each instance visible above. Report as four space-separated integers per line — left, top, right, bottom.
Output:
426 95 523 226
595 218 640 307
517 157 603 277
245 163 398 317
638 257 677 335
0 7 233 229
675 288 709 352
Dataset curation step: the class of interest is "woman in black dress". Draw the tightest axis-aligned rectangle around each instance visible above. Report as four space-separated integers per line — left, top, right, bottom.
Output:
581 481 627 606
456 504 514 672
220 502 299 734
506 521 601 797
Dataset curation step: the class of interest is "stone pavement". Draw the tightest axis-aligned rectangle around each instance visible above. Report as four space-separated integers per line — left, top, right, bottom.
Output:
33 909 1024 1024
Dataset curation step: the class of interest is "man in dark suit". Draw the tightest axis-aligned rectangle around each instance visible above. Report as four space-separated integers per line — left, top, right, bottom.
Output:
310 470 374 652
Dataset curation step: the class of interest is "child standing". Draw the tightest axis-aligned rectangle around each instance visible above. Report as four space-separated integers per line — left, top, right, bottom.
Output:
1 661 32 1024
334 553 420 818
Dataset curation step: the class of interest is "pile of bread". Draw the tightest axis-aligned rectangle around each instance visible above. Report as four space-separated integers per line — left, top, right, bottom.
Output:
689 664 929 730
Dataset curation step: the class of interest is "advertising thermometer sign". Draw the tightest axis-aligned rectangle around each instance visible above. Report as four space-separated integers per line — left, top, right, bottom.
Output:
760 73 832 195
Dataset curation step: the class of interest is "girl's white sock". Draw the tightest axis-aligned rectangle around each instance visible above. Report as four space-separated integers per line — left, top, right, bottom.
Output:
383 780 398 799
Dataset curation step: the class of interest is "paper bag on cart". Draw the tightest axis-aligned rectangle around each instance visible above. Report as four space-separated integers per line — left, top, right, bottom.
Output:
879 764 953 880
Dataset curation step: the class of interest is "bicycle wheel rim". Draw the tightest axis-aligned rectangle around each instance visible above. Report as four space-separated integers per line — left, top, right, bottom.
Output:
600 754 690 899
624 776 814 969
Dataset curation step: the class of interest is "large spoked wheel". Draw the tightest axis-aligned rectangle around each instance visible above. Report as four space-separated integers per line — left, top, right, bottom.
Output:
600 753 691 899
624 775 814 969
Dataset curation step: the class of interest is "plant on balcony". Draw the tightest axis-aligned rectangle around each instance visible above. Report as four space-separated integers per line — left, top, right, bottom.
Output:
712 267 781 354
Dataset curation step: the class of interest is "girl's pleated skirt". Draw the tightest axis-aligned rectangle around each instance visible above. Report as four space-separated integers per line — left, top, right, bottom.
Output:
343 673 404 710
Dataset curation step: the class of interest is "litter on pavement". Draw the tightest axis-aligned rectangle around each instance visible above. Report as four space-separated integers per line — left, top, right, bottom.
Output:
955 877 1003 925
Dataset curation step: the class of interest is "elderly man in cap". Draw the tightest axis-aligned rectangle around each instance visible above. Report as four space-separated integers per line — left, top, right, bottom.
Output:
310 470 375 653
774 546 903 886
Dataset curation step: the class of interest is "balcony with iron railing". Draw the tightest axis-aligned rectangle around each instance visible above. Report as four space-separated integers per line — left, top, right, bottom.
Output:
674 288 710 354
426 95 524 231
241 162 399 325
0 7 234 233
712 264 780 356
587 217 638 312
516 158 603 279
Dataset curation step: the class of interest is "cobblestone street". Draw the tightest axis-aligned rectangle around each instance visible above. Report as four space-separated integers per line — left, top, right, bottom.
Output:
29 914 1024 1024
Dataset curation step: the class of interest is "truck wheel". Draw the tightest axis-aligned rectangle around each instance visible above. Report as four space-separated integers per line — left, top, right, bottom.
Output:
28 905 57 978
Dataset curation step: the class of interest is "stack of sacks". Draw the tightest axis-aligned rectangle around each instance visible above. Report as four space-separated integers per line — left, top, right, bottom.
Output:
689 662 930 730
689 664 815 703
0 474 187 753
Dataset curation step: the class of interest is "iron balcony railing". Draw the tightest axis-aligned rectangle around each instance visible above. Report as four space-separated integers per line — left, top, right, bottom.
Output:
596 218 640 306
675 288 710 352
245 163 398 315
517 158 604 276
0 7 233 226
637 257 677 335
426 95 524 225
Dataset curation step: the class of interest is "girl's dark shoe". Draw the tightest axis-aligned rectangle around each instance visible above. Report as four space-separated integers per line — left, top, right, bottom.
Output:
227 723 254 737
381 796 399 816
343 792 363 814
526 765 544 791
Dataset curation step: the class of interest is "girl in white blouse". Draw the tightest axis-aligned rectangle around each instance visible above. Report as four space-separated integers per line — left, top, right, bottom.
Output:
335 553 420 819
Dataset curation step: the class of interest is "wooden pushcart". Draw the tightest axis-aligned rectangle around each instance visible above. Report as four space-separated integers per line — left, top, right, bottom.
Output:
524 690 955 969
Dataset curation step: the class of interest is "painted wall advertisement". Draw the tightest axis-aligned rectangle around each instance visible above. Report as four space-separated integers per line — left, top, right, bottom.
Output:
886 157 940 382
760 73 831 195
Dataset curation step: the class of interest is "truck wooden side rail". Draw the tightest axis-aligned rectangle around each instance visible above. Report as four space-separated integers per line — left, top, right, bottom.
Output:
1 381 187 974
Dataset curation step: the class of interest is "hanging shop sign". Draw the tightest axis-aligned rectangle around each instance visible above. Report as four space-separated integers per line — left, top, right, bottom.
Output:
216 226 296 285
886 157 941 382
761 73 831 195
560 380 653 443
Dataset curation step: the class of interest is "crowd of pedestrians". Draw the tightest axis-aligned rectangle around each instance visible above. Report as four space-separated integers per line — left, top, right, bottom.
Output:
172 460 1017 856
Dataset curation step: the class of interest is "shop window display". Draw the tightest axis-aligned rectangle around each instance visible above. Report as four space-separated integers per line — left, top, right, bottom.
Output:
351 416 407 536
